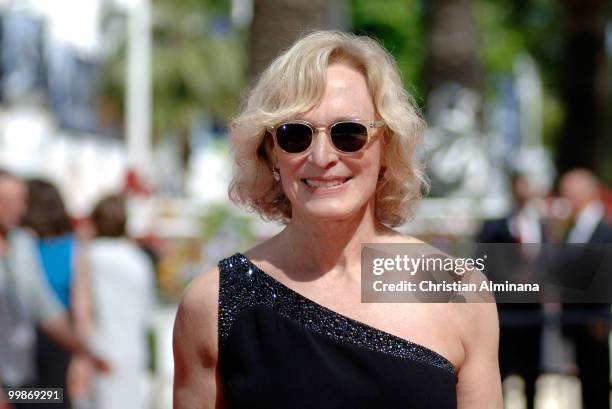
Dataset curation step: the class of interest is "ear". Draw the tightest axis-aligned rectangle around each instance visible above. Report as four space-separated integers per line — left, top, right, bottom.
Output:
258 132 277 168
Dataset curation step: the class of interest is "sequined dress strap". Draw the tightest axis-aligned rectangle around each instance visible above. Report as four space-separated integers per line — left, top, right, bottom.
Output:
217 253 457 378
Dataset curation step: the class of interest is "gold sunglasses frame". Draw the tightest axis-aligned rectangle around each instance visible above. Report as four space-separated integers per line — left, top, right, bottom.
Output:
267 119 385 155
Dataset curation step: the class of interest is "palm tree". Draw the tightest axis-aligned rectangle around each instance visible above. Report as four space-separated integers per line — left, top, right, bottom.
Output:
423 0 484 95
248 0 348 78
556 0 608 176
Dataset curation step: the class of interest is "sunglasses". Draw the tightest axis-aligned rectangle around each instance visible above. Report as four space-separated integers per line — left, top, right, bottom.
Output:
268 119 385 154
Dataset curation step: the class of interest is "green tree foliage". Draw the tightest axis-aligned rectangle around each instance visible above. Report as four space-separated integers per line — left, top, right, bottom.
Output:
476 0 565 147
350 0 566 145
152 4 245 137
350 0 427 103
101 0 245 142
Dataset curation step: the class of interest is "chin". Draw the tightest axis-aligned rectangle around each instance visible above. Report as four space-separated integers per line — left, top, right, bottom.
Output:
296 202 367 223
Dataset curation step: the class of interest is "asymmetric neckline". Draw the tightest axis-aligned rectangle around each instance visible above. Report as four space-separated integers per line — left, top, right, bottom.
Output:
232 252 457 377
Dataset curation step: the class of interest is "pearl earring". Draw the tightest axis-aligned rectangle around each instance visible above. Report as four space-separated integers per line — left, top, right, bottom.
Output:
273 168 280 181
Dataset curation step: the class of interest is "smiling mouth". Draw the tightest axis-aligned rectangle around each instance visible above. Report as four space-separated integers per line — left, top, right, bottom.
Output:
302 178 352 188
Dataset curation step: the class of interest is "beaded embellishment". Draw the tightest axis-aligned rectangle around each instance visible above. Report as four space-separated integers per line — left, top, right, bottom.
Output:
218 253 457 378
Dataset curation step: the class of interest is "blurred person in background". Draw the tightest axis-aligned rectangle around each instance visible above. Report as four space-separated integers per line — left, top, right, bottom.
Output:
558 168 612 409
70 195 155 409
478 172 546 409
21 179 79 409
174 31 502 408
0 169 109 408
479 172 546 244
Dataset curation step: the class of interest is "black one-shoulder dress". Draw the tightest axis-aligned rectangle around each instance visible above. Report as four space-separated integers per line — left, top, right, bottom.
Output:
218 253 458 408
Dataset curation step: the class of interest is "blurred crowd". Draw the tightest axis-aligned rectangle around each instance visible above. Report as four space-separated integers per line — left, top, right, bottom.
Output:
1 161 612 409
478 167 612 409
0 169 156 409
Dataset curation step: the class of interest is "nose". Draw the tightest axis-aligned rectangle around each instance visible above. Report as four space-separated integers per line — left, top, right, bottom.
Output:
309 128 339 169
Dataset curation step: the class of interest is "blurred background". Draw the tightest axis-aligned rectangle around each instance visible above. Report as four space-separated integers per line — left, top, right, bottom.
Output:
0 0 610 408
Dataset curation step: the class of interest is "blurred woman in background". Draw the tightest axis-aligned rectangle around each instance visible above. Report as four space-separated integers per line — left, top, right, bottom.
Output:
71 195 155 409
23 178 78 409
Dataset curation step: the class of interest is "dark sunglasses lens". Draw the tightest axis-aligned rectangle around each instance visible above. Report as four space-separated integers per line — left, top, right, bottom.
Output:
276 123 312 153
330 122 368 152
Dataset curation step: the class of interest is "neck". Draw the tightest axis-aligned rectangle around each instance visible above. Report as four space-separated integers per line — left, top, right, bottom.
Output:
275 199 393 279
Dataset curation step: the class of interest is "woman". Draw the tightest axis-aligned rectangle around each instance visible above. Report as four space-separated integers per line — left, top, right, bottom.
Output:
71 195 155 409
23 179 77 409
173 31 502 408
23 179 77 309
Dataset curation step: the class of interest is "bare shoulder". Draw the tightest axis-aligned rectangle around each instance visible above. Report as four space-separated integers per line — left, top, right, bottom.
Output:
456 301 499 343
173 265 224 408
178 265 220 320
444 268 499 349
174 265 221 365
454 300 502 407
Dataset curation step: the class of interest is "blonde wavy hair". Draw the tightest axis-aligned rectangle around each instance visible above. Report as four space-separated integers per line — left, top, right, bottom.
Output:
228 30 429 227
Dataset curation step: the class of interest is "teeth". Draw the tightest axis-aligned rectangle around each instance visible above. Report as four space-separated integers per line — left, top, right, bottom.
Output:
304 179 348 188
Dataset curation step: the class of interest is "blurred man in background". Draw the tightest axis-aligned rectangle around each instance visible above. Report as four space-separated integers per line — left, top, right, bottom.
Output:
478 172 546 409
0 169 108 408
559 168 612 409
